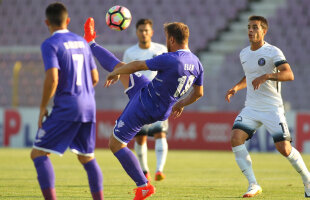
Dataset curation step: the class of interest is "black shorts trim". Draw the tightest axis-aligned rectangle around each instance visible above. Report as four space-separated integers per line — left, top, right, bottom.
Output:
273 134 292 143
232 124 256 141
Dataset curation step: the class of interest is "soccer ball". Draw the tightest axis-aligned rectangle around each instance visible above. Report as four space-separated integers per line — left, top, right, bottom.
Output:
106 5 132 31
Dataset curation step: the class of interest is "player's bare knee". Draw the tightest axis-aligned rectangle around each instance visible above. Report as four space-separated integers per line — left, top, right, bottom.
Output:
135 135 147 145
77 155 93 164
30 149 48 160
154 132 166 139
278 148 291 157
231 129 248 147
231 133 245 147
275 141 292 157
109 135 125 153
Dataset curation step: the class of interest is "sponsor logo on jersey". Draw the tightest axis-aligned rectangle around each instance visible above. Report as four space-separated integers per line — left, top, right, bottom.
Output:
258 58 266 66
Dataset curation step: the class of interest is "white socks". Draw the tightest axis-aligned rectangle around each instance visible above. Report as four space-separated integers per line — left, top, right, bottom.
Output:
155 138 168 172
134 142 149 172
232 144 257 185
134 138 168 173
287 147 310 184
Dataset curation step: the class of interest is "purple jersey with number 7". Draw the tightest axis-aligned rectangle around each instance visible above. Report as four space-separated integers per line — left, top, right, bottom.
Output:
41 30 97 122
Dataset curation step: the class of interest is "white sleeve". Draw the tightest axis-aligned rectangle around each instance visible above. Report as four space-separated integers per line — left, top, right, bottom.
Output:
272 47 287 67
123 50 131 63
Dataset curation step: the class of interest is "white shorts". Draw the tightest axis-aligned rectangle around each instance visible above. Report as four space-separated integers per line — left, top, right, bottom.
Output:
232 107 291 143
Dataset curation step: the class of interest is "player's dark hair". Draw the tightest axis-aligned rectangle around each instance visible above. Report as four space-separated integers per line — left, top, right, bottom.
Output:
249 15 268 30
45 2 68 26
164 22 189 45
136 18 153 29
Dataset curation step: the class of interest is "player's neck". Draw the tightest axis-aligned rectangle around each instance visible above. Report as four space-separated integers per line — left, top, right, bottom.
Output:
172 44 189 52
139 42 151 49
250 40 265 51
49 25 67 34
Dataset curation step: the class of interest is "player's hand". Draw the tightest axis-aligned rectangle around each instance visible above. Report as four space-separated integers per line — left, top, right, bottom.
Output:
104 73 120 87
225 88 236 103
171 102 184 118
252 74 267 90
38 107 48 128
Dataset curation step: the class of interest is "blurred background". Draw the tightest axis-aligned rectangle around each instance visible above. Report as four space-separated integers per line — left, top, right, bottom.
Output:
0 0 310 151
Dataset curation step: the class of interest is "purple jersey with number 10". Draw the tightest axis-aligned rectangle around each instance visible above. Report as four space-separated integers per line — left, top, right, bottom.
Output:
41 30 97 122
144 49 204 120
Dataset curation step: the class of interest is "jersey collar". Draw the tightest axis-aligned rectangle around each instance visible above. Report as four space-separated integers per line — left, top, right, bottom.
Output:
52 29 69 35
177 49 191 52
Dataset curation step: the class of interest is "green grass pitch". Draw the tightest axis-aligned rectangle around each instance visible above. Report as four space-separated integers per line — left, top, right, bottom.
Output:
0 148 309 199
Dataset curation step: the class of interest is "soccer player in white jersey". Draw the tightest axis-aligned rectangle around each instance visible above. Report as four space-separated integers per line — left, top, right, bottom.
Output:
225 15 310 198
123 18 168 181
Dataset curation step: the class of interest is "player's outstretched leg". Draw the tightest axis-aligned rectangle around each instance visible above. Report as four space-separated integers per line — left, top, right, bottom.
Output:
31 150 57 200
84 17 96 43
81 158 104 200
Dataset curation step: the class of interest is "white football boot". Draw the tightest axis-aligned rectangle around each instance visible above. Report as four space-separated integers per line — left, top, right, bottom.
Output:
243 183 262 198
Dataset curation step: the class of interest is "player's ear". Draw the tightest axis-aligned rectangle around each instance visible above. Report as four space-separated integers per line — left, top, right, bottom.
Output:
263 28 267 35
66 17 70 25
150 29 154 37
169 36 175 44
45 19 50 27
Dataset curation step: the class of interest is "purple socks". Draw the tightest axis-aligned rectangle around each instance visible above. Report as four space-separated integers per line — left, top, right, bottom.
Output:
83 159 104 200
33 156 104 200
33 156 57 200
90 43 121 72
114 147 148 187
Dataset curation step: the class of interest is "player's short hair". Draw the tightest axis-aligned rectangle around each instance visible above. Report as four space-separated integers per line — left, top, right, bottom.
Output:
249 15 268 30
136 19 153 29
164 22 189 45
45 2 68 26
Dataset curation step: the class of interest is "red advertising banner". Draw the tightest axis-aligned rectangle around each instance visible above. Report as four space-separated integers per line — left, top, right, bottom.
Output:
167 112 237 150
296 113 310 152
96 111 237 150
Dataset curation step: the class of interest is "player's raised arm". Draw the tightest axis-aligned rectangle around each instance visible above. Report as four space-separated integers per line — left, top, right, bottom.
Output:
104 61 149 87
225 76 246 103
172 84 204 118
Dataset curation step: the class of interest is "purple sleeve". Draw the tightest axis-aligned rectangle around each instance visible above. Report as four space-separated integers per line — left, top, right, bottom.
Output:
41 41 59 71
90 43 120 72
194 62 204 86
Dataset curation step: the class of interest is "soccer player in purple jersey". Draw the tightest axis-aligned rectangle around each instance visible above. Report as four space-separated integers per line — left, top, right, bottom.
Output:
84 18 204 199
30 3 103 200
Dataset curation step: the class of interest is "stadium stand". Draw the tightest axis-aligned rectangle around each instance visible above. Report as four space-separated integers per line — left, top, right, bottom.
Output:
0 0 309 111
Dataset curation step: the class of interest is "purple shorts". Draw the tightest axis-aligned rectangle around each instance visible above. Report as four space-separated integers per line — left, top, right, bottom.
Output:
113 73 155 144
33 117 96 156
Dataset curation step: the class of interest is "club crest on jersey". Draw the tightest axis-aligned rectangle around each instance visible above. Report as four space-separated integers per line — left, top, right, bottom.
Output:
258 58 266 66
